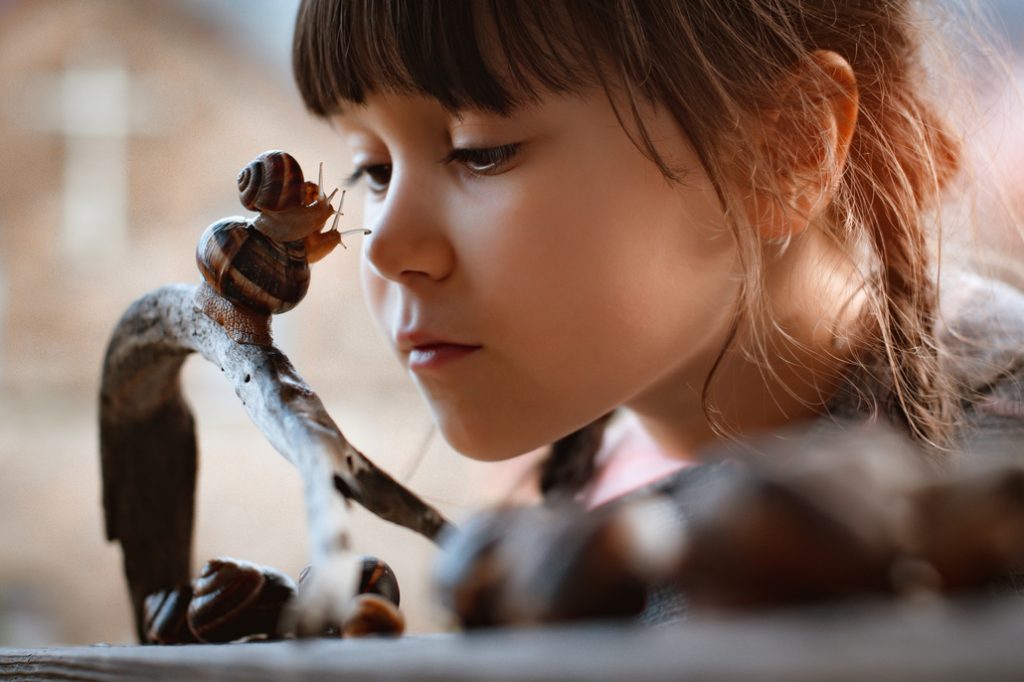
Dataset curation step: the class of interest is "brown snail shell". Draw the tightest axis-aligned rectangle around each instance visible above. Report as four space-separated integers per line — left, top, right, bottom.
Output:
143 584 198 644
357 555 401 607
196 217 310 315
237 150 306 214
186 557 298 643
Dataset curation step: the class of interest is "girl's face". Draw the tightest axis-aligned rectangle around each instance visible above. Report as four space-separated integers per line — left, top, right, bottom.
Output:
334 88 743 461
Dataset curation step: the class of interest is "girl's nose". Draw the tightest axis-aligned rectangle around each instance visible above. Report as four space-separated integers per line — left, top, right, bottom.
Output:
363 178 455 285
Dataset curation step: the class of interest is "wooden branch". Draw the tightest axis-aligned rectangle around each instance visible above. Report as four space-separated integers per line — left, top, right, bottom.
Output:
100 283 452 641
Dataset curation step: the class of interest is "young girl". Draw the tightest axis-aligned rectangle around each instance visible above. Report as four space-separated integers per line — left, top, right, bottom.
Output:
291 0 1024 622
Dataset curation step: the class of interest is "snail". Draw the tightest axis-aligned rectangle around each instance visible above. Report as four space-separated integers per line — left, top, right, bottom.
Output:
299 554 405 637
195 150 370 345
186 557 298 643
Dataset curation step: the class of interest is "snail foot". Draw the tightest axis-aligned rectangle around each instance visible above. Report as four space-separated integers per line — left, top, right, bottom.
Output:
194 282 273 346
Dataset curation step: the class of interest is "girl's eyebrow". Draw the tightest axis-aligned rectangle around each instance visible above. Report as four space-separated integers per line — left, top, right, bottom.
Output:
329 109 368 133
450 120 518 133
329 99 385 130
447 110 528 135
452 98 532 121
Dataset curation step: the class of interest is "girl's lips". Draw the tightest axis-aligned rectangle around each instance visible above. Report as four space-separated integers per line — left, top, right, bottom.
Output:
408 343 482 370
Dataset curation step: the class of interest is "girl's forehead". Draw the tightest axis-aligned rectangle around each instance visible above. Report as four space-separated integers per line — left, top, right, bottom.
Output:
329 95 460 134
293 0 601 120
330 91 550 137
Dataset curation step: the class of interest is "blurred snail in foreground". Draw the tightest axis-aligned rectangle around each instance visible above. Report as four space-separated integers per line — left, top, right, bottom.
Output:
299 555 405 637
142 555 404 644
195 150 370 345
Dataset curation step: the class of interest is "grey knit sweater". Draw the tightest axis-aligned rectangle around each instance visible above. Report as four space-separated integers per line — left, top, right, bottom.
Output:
635 269 1024 623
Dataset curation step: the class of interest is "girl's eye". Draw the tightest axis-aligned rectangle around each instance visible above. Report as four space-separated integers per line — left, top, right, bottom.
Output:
443 143 521 176
343 143 520 193
344 164 392 194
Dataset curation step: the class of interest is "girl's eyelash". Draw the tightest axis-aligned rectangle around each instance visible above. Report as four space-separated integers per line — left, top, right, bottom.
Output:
343 143 521 191
344 165 386 188
442 143 521 174
344 161 391 188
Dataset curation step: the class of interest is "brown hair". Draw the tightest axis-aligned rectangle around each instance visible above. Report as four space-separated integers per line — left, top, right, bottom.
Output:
293 0 967 489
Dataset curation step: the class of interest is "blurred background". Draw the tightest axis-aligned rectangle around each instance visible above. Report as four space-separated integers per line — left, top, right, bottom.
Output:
0 0 1020 646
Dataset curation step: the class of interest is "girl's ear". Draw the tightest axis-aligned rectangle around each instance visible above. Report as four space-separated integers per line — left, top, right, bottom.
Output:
748 49 859 241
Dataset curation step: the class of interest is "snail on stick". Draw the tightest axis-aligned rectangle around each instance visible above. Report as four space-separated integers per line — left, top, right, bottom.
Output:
194 150 370 345
100 149 451 643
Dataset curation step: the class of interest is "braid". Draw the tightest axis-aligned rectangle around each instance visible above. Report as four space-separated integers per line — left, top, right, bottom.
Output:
836 29 962 455
539 411 616 499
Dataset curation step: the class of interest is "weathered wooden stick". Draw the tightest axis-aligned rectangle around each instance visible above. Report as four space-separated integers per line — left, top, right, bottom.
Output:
100 283 452 641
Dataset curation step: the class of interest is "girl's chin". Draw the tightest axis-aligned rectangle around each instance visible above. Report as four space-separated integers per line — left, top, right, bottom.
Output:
433 403 611 462
436 421 542 463
449 437 529 463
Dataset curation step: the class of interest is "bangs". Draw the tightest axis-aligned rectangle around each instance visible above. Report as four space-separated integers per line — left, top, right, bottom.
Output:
292 0 602 116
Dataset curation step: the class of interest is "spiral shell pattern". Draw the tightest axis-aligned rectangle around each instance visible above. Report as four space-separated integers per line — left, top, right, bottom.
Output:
237 150 306 213
187 558 297 643
196 218 311 315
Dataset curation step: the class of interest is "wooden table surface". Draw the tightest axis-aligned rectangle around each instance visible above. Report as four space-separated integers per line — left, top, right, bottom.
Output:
4 599 1024 681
